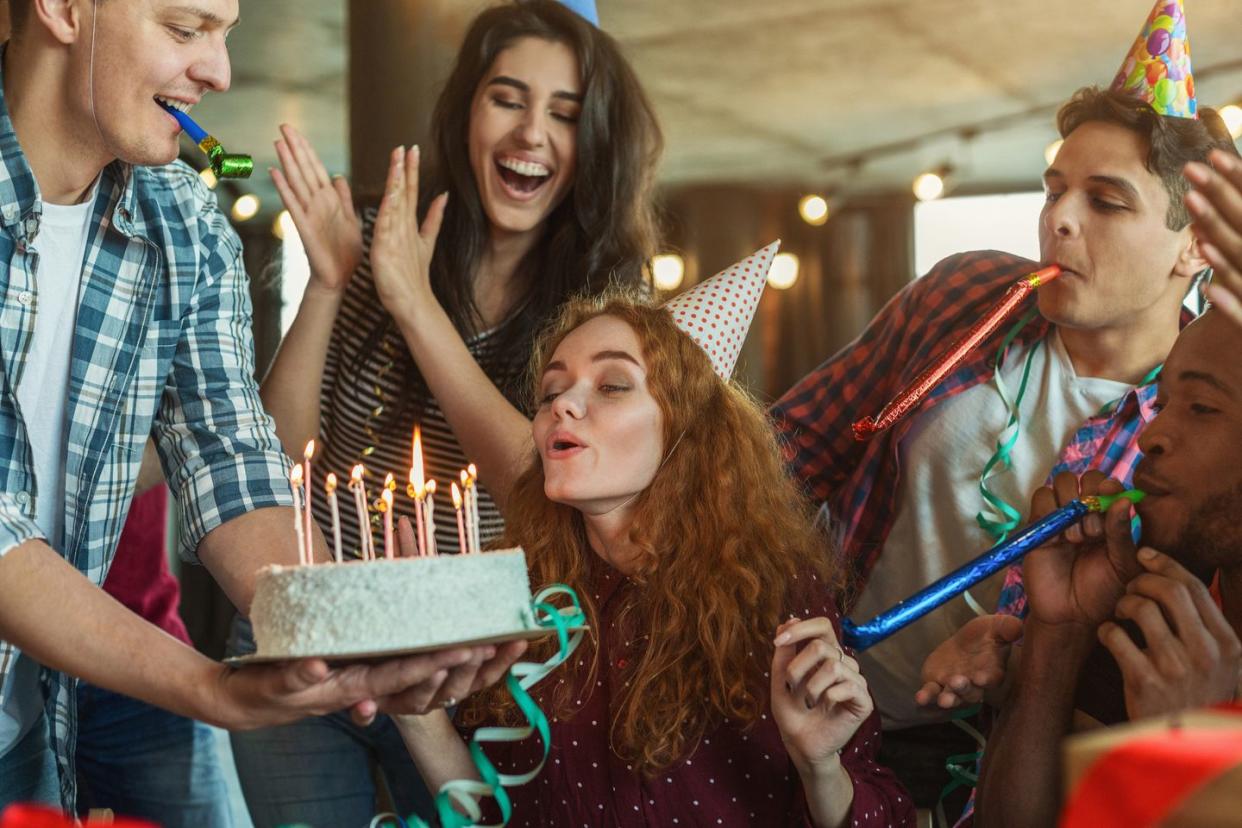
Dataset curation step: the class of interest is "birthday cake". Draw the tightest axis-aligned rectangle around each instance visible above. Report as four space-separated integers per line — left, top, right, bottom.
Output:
248 549 539 658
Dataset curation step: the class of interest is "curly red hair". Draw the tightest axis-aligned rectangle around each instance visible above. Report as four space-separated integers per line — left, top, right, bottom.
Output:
462 291 843 774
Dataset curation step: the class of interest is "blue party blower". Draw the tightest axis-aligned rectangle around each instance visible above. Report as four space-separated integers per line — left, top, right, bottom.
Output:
841 490 1145 651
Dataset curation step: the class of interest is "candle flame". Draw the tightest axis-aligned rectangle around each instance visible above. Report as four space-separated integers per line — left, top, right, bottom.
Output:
411 426 426 498
384 472 396 491
426 479 436 495
380 488 393 512
290 464 303 485
467 463 478 484
325 472 337 494
451 481 462 509
460 469 468 486
350 463 364 485
304 439 316 461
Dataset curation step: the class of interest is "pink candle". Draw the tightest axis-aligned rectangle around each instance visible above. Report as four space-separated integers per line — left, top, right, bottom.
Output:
289 465 307 566
381 488 394 560
451 482 467 555
425 479 438 556
467 464 481 554
325 473 342 564
302 441 315 564
459 470 472 554
410 427 428 557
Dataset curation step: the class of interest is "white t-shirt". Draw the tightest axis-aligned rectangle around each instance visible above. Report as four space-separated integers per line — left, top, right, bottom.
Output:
851 330 1130 730
0 191 93 756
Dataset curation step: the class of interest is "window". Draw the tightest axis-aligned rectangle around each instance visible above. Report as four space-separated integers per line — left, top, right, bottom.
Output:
913 192 1044 278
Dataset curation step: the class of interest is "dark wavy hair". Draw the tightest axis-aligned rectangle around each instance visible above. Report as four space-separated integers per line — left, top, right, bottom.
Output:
1058 86 1239 231
357 0 663 416
460 292 843 774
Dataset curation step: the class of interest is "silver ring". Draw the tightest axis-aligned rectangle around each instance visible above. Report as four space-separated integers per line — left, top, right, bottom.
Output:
442 696 457 708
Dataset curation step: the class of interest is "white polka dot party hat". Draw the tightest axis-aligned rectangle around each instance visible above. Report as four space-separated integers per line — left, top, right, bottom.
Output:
662 240 780 379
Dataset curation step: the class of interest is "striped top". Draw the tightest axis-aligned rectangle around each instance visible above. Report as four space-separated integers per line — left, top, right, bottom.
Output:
309 206 525 558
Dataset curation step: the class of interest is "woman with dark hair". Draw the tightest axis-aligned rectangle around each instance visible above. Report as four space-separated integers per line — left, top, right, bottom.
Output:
396 292 914 826
228 2 662 825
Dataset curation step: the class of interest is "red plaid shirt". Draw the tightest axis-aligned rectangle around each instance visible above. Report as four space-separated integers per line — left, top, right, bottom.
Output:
771 250 1161 606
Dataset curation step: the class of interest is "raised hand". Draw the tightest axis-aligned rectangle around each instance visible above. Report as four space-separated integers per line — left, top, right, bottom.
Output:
1099 547 1241 720
916 613 1023 709
369 145 449 329
1185 149 1242 329
1022 471 1141 631
270 124 362 292
771 617 872 770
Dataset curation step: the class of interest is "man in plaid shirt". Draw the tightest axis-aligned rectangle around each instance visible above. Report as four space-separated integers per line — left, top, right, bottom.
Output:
772 86 1237 807
0 0 515 810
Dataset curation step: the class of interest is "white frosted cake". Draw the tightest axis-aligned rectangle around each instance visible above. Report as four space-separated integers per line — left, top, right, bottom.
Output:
249 549 538 658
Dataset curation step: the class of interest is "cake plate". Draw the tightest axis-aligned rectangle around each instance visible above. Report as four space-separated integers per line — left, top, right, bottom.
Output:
223 624 588 667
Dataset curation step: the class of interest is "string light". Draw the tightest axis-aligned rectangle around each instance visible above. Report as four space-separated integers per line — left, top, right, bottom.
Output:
231 193 260 222
1220 104 1242 140
199 167 218 189
273 209 296 240
912 166 952 202
797 194 830 226
1044 139 1064 166
768 253 799 290
652 254 685 291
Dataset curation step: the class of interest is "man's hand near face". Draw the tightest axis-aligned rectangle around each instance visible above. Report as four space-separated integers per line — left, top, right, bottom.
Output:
1099 547 1241 720
1022 471 1142 634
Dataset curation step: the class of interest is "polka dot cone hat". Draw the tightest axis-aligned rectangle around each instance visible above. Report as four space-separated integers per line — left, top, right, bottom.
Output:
662 240 780 379
1111 0 1196 119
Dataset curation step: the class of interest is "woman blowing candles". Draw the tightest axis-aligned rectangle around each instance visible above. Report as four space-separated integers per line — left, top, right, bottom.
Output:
229 2 662 825
395 285 914 827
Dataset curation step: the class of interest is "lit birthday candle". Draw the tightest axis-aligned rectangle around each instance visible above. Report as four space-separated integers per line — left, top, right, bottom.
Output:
410 427 428 557
467 463 481 555
852 265 1062 441
460 470 474 554
425 479 438 556
381 488 395 560
349 464 373 560
302 441 315 564
325 473 343 564
289 465 307 566
841 489 1146 651
451 482 467 555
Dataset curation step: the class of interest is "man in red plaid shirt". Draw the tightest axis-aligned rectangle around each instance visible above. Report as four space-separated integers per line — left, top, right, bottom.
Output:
771 86 1238 808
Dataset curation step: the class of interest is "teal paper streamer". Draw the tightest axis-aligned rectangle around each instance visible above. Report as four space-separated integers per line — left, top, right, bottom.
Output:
370 584 586 828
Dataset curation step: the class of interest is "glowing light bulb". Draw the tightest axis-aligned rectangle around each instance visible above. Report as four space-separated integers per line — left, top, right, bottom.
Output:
798 194 830 226
1220 104 1242 140
768 253 799 290
652 254 685 291
231 193 260 222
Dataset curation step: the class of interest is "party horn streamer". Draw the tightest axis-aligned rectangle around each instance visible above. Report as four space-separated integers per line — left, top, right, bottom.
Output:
159 101 253 179
841 490 1144 651
851 265 1062 441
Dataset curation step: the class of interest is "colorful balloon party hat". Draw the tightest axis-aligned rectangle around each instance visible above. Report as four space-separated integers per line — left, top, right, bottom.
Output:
1110 0 1197 119
662 241 779 379
558 0 599 26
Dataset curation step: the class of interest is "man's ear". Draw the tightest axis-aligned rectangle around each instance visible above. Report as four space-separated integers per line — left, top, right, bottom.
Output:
30 0 87 46
1172 230 1211 281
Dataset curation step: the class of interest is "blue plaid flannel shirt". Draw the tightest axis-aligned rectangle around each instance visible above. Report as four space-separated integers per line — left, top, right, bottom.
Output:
0 51 291 807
